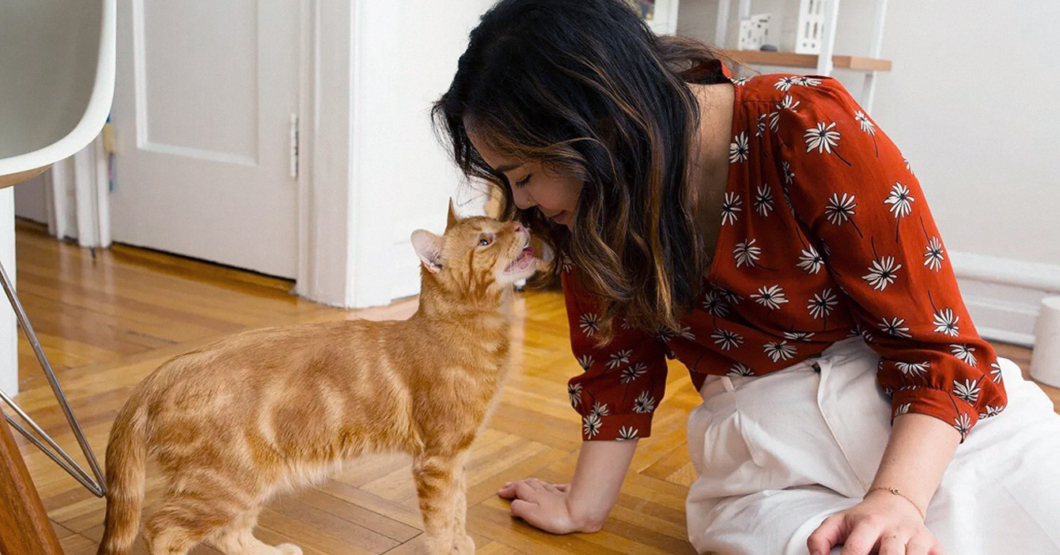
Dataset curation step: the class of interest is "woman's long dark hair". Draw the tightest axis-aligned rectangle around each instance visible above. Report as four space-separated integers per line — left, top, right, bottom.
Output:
433 0 731 339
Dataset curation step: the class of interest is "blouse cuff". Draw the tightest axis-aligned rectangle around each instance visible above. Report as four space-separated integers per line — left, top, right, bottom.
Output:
890 386 978 442
580 411 655 442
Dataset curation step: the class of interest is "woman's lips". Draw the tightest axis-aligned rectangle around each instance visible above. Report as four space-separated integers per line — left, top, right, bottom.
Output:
549 211 568 225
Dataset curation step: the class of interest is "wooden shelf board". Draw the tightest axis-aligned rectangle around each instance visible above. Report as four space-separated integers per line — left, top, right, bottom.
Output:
721 50 892 72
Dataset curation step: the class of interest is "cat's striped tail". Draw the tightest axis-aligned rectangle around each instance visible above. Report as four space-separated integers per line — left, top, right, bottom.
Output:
96 391 149 555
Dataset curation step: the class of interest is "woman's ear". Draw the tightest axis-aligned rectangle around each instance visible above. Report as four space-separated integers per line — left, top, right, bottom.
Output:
411 230 445 273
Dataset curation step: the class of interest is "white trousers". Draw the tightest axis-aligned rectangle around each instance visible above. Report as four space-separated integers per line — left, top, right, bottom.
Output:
686 338 1060 555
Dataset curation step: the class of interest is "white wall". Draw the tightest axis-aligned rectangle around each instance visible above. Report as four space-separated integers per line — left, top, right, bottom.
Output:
345 0 494 306
14 171 48 224
678 0 1060 345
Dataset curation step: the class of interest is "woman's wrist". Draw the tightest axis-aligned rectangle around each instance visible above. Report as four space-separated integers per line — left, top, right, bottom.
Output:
567 439 639 532
864 486 926 521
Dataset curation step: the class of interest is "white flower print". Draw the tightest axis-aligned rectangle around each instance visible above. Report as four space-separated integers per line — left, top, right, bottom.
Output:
904 158 914 174
953 412 972 438
733 238 762 268
895 403 911 416
730 132 750 163
591 401 610 417
711 329 744 351
606 350 632 369
621 363 648 384
633 390 656 414
716 286 743 305
560 255 574 273
932 309 961 337
721 191 742 225
728 363 755 376
808 289 838 320
754 114 767 138
878 317 912 339
751 285 789 310
763 340 798 362
782 160 795 185
656 326 675 342
923 237 945 272
731 76 750 86
783 331 816 342
950 344 978 366
795 76 822 87
980 405 1003 419
855 111 876 136
774 76 798 92
894 360 930 377
862 256 902 291
753 184 775 216
884 182 915 219
576 354 594 370
824 192 857 226
579 313 600 337
804 122 841 154
779 94 801 111
701 290 729 317
953 379 981 404
583 413 602 438
798 246 824 274
676 325 696 341
617 426 640 440
990 361 1003 384
568 383 582 407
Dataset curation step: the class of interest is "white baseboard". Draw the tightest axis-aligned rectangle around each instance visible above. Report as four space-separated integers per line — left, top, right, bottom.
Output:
951 252 1060 348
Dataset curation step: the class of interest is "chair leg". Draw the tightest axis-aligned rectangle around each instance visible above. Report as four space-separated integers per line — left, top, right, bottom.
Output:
0 417 63 555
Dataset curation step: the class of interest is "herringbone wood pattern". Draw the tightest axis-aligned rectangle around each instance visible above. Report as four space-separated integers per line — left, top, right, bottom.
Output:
6 220 1053 555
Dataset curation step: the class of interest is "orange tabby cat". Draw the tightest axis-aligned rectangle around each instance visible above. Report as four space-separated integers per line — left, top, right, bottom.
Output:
97 204 539 555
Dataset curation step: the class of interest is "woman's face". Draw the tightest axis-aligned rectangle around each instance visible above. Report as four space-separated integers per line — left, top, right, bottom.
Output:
468 130 583 229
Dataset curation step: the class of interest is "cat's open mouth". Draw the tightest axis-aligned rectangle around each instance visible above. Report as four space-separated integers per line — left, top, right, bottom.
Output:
505 242 536 273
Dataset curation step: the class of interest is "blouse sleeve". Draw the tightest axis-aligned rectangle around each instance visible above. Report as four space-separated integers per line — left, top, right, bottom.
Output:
775 76 1006 440
561 262 669 441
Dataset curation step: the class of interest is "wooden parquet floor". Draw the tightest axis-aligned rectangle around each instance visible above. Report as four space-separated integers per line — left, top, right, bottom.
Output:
5 220 1055 555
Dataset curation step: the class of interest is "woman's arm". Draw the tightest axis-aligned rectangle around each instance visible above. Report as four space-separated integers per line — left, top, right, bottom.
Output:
497 439 637 534
808 413 958 555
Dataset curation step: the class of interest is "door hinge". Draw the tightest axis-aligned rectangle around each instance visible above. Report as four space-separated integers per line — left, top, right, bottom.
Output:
289 114 299 179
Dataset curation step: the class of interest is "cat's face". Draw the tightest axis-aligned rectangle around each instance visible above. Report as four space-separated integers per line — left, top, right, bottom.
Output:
411 205 542 291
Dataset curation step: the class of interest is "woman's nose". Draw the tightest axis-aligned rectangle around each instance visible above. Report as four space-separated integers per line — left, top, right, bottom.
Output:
511 186 534 210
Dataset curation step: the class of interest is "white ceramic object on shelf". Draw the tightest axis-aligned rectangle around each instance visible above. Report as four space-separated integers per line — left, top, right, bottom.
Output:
737 14 773 51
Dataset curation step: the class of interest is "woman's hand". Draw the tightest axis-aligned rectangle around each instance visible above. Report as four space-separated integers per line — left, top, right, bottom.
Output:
497 478 602 534
807 490 943 555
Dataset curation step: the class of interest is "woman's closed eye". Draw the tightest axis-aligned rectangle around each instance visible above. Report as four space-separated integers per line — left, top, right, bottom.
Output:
514 174 532 188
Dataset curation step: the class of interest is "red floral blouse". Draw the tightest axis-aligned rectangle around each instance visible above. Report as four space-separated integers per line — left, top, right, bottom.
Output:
562 74 1006 443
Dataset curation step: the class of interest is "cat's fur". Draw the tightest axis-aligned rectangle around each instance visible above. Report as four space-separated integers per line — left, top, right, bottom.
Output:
97 205 539 555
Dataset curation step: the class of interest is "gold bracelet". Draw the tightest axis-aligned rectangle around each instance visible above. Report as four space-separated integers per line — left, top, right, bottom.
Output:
866 487 926 522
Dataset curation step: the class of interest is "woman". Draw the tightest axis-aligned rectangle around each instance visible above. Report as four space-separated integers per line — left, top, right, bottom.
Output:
433 1 1060 553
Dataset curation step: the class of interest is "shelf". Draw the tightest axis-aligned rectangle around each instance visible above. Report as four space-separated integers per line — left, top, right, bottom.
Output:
720 50 893 73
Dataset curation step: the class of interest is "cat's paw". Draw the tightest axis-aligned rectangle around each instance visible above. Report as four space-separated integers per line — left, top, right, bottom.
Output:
276 544 303 555
454 534 475 554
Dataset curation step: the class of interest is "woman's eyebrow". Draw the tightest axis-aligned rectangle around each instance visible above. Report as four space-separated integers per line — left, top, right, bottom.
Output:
495 163 523 174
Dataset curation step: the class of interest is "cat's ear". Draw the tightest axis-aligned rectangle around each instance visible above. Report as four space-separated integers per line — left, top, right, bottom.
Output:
445 199 459 232
411 230 445 273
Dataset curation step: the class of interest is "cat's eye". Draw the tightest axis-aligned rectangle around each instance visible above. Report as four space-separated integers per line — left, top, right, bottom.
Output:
478 234 493 247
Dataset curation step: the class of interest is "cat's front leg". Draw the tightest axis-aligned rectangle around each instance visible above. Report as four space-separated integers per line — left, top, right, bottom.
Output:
413 453 473 554
450 455 474 554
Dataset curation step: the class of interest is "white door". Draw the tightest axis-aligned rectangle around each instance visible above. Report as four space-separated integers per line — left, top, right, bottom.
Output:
109 0 301 278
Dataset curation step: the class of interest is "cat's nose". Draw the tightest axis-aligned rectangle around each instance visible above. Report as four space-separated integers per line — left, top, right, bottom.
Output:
514 223 526 234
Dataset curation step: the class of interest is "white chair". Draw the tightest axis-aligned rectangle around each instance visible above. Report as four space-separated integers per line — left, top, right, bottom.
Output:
0 0 116 523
